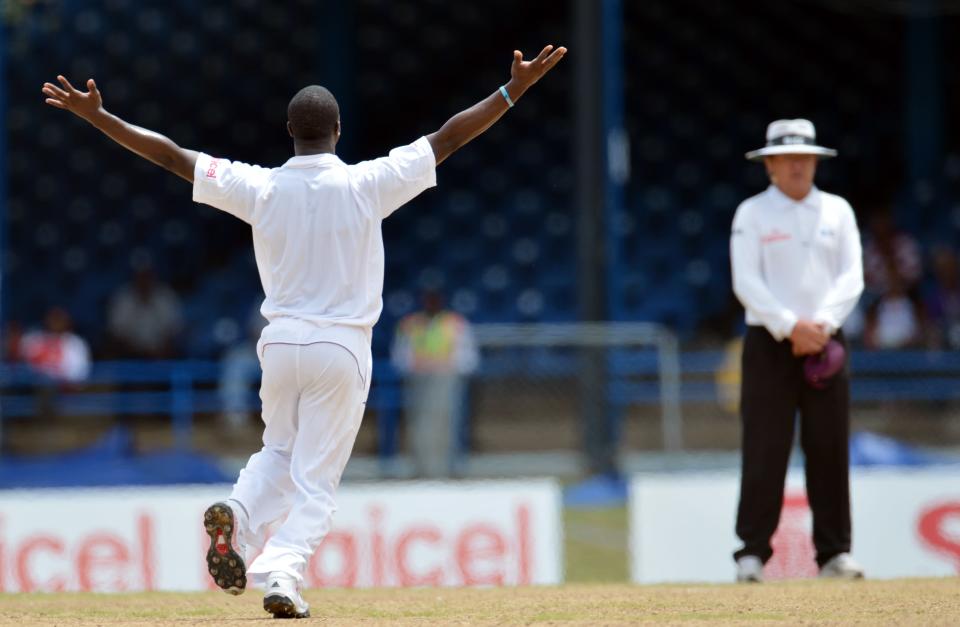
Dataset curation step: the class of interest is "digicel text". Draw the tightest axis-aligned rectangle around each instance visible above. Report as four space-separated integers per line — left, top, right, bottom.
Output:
0 514 155 592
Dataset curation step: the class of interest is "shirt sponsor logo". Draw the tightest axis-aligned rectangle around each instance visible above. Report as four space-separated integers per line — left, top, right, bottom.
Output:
205 158 220 179
761 229 791 244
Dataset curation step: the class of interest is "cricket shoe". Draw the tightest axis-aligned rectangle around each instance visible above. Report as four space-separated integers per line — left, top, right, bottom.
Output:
203 501 247 595
735 555 764 583
819 553 864 579
263 572 311 619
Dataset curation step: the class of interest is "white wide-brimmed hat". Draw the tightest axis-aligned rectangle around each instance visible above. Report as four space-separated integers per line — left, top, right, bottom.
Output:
745 119 837 161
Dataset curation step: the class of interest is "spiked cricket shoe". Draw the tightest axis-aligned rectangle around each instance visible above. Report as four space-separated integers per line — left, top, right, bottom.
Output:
203 501 247 595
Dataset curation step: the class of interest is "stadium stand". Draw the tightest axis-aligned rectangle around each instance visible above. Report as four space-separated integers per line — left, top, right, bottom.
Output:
5 0 577 359
5 1 941 359
616 1 907 333
3 2 960 476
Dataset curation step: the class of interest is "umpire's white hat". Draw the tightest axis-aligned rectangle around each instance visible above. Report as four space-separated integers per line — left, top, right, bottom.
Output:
745 119 837 161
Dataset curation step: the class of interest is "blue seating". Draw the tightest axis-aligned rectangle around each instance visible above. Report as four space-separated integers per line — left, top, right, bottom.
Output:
3 1 941 362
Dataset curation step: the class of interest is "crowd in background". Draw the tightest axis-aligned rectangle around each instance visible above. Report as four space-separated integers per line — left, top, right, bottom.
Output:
850 209 960 351
5 204 960 388
3 262 184 383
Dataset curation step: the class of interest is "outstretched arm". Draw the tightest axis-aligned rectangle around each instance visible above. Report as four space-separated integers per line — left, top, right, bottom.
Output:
42 76 198 183
427 45 566 166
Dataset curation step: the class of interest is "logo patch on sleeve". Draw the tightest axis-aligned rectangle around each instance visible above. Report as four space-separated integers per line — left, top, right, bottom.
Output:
206 158 221 179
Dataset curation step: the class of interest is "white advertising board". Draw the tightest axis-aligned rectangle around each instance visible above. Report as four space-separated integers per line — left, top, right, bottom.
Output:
0 480 562 592
630 468 960 583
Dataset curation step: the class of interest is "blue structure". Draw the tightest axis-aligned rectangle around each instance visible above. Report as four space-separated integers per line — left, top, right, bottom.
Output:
0 16 7 350
1 2 958 361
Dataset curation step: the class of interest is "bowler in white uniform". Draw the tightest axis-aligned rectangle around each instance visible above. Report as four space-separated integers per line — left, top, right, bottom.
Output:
43 44 566 617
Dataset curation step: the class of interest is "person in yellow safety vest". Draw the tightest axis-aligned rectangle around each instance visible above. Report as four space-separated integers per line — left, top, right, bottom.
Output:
391 290 479 477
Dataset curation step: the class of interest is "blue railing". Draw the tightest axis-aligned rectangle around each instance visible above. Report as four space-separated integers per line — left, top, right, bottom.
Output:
3 349 959 455
0 360 408 456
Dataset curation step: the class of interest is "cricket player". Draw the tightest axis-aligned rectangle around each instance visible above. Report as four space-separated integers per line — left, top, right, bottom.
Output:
43 44 566 617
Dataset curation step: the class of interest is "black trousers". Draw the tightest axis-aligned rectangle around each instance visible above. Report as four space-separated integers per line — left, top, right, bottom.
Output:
733 326 852 567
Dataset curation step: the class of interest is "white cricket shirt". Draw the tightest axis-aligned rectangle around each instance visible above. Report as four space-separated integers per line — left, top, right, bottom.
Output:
193 137 437 369
730 185 864 340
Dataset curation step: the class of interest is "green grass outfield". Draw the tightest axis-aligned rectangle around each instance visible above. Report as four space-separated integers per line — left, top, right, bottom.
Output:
565 506 629 582
1 579 958 625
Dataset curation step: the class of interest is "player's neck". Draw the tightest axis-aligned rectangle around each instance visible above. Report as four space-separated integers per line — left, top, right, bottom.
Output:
773 182 813 202
293 140 336 156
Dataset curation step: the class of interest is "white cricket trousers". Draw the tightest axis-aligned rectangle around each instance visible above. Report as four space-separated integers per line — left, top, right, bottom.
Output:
229 341 369 585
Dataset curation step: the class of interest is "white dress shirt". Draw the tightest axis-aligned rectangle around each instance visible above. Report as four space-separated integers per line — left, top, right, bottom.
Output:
730 185 864 341
193 137 437 365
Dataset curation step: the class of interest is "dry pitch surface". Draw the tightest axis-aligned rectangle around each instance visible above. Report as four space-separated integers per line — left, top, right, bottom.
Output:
1 579 958 626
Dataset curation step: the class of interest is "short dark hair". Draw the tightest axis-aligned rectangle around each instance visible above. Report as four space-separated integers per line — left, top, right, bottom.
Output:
287 85 339 141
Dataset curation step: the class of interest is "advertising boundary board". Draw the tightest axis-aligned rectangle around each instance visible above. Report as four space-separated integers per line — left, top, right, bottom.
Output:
629 467 960 583
0 479 563 592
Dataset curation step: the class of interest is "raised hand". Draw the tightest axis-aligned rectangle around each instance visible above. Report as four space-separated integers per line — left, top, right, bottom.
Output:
426 44 568 164
40 74 198 182
510 45 567 90
42 75 104 122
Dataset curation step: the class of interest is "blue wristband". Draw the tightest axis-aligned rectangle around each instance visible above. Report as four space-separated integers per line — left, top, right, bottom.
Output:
499 85 515 108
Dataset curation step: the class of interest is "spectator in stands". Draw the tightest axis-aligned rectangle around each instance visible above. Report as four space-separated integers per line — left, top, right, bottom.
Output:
19 307 91 382
17 307 91 421
856 209 927 349
391 290 479 478
862 209 923 299
107 266 183 359
924 246 960 349
731 119 865 582
862 276 924 349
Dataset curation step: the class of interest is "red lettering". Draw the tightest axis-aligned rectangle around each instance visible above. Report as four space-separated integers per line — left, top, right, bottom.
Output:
456 525 506 586
516 505 531 585
369 507 387 586
206 158 220 179
308 532 358 588
138 514 155 590
917 502 960 573
766 491 816 580
761 230 792 245
76 534 130 592
16 536 66 592
394 526 443 586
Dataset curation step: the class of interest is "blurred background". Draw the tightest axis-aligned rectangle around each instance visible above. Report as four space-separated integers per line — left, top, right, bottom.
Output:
2 0 960 584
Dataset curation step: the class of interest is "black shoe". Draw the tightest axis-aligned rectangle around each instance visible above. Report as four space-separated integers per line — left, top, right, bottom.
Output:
203 502 247 595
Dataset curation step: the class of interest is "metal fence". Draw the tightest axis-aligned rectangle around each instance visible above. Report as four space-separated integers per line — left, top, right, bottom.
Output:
2 323 960 459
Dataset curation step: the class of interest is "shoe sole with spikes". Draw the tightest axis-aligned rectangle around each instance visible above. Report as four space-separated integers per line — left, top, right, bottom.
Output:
263 593 311 619
203 502 246 595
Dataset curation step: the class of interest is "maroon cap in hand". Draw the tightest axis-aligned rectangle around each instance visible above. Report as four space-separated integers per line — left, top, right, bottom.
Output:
803 339 846 389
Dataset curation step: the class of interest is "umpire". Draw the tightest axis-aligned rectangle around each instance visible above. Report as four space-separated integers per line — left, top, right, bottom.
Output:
730 119 865 582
